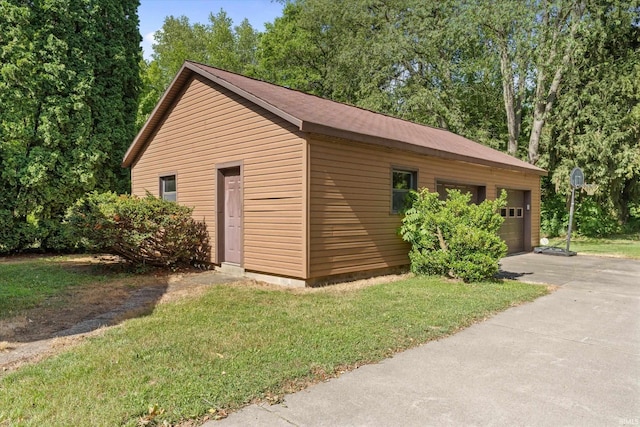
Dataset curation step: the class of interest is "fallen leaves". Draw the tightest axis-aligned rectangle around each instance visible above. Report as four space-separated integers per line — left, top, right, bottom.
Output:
138 404 165 426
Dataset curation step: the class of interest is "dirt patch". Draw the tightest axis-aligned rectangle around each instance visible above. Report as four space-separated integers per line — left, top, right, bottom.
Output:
0 253 61 264
0 256 405 375
0 256 244 374
0 274 168 343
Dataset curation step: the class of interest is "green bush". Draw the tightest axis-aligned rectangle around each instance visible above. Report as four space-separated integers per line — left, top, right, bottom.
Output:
623 203 640 234
575 198 620 237
0 210 21 253
0 211 80 254
67 192 211 267
400 189 507 282
0 210 37 254
540 192 568 238
540 190 626 238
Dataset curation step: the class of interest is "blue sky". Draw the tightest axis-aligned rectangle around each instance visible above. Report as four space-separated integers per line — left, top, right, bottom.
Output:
138 0 285 59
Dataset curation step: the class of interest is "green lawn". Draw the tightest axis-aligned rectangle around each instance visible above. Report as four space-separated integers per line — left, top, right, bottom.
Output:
0 257 129 320
548 234 640 259
0 274 548 426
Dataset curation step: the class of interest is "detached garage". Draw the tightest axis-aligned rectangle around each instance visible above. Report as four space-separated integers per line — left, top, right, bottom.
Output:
123 61 546 286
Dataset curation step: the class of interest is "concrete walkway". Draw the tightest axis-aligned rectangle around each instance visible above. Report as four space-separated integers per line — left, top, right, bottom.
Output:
207 254 640 426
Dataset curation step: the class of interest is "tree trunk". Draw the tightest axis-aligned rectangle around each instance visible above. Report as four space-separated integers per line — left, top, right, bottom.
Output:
528 115 545 164
500 42 520 156
527 1 586 165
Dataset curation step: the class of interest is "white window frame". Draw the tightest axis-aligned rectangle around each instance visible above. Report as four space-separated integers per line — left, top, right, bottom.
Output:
160 174 177 202
391 168 418 214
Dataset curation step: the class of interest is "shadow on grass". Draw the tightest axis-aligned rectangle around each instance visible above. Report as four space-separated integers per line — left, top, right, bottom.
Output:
0 255 173 344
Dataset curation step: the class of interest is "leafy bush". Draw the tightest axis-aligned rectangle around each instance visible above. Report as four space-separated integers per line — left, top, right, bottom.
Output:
0 210 22 253
0 210 82 254
575 198 620 237
541 190 626 238
35 219 80 253
623 203 640 234
0 210 37 254
400 189 507 282
68 192 211 267
540 192 568 238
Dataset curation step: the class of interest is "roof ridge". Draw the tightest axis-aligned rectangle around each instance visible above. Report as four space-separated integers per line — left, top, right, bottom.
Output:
186 60 458 137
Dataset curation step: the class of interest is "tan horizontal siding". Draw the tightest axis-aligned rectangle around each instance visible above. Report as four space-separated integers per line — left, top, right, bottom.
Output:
132 140 297 166
308 135 542 278
243 258 303 275
310 229 401 239
132 75 305 278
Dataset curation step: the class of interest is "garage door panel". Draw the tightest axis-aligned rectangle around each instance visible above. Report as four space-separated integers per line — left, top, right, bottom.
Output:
499 189 525 254
437 182 482 204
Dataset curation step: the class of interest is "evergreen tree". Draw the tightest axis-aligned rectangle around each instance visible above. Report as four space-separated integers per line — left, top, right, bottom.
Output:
543 1 640 226
0 0 142 252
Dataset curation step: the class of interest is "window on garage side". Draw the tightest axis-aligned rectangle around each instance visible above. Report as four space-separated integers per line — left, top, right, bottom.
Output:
160 175 177 202
392 169 417 213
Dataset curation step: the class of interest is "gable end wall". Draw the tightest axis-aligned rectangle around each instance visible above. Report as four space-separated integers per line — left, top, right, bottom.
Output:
131 75 306 278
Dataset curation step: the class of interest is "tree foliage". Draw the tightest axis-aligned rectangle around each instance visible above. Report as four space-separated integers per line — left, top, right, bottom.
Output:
542 1 640 227
134 0 640 238
255 0 639 230
0 0 142 253
400 189 508 282
254 0 507 148
137 10 260 127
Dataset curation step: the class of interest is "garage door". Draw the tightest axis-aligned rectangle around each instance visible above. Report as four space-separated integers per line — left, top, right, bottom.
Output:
498 189 525 254
436 182 485 204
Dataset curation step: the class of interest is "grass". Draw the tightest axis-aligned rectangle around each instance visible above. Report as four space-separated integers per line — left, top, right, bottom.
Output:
0 256 130 320
548 234 640 259
0 275 547 426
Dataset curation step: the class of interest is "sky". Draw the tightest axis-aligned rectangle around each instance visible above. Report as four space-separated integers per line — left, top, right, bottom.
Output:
138 0 285 59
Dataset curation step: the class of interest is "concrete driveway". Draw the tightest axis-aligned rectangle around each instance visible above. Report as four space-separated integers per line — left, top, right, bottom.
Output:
207 254 640 426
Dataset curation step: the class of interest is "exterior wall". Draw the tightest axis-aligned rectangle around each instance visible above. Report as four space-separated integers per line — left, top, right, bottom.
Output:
131 75 306 278
308 135 541 279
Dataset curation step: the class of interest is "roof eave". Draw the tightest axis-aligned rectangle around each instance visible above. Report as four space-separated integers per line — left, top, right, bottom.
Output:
122 63 195 168
188 62 303 129
300 121 547 176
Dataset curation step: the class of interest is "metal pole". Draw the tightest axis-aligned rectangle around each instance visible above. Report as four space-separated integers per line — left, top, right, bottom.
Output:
566 186 576 255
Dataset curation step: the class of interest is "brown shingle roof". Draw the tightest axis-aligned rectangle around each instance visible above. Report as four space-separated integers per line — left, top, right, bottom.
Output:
123 61 546 176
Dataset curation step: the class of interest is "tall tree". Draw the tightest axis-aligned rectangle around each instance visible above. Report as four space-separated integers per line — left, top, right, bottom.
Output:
257 0 506 148
255 1 330 96
543 0 640 224
139 10 260 128
472 0 588 162
527 1 586 165
89 0 144 194
150 15 209 89
471 1 534 157
0 0 142 252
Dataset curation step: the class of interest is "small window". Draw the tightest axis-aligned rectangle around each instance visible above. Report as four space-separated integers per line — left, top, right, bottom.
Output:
392 169 417 213
509 208 516 217
516 207 523 218
160 175 176 202
500 208 507 217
